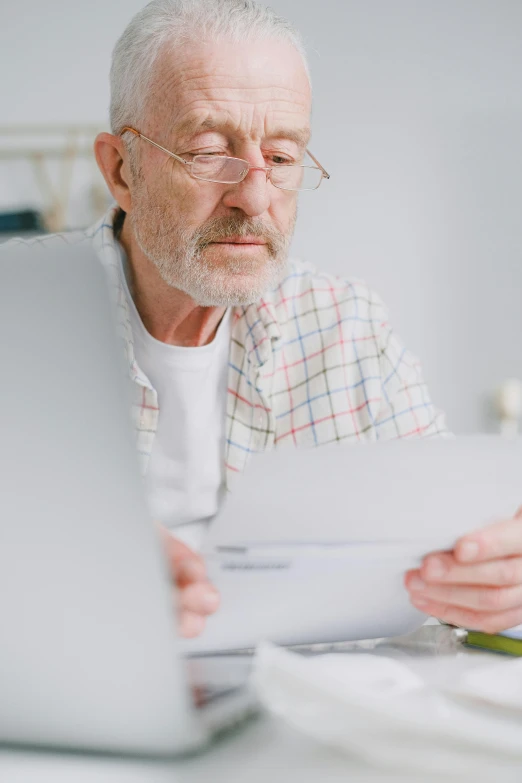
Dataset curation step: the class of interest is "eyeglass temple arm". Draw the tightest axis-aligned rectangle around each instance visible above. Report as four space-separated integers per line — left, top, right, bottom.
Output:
120 127 190 166
306 149 330 179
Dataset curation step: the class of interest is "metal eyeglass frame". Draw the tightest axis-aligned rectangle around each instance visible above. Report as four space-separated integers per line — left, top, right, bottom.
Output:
120 126 330 191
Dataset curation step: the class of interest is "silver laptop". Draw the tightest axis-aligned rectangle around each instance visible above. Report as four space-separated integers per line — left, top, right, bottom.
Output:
0 240 255 757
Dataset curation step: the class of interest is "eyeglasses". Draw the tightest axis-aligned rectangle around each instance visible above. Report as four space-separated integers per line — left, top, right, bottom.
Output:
121 126 330 192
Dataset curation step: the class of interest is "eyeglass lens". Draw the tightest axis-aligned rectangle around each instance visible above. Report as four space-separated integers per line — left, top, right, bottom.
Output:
191 155 322 190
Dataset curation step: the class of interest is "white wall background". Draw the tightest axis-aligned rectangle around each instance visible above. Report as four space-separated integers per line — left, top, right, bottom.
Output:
1 0 522 433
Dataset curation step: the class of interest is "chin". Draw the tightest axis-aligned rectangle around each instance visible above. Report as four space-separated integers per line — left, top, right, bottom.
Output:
190 269 279 308
173 250 288 307
198 283 268 308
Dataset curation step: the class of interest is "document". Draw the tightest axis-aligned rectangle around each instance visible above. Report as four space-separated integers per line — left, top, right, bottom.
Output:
183 437 522 654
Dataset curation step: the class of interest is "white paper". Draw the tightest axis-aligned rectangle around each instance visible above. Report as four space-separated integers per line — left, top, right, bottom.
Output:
209 437 522 548
500 623 522 639
184 543 429 653
184 437 522 654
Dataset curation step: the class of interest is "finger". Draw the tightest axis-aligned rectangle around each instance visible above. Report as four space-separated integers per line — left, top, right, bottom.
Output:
179 610 207 639
157 525 207 585
159 526 206 568
406 576 522 613
176 557 208 587
418 553 522 587
178 582 220 617
408 596 522 635
455 516 522 564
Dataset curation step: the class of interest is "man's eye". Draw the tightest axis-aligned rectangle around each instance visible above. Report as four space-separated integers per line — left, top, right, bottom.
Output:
269 155 293 165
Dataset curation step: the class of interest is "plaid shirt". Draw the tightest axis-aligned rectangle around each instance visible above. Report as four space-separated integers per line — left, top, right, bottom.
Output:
8 206 448 488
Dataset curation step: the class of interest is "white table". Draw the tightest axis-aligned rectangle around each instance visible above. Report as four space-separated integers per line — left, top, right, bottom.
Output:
2 635 521 783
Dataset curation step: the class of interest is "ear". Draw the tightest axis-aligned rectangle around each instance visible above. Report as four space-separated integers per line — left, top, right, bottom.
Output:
94 132 134 213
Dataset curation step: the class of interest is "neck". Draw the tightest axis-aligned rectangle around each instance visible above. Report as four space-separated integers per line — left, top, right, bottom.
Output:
119 215 226 348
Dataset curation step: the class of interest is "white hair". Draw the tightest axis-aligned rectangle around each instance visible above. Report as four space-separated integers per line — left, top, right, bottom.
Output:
110 0 310 136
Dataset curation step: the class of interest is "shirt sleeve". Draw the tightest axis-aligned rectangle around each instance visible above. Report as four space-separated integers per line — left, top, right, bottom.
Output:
368 290 450 439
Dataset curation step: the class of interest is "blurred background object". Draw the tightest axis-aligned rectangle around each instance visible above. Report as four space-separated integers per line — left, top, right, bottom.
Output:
494 379 522 438
0 126 110 234
1 0 521 433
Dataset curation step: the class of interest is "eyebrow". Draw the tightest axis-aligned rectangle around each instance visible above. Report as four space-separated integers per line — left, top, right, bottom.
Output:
174 116 310 148
268 126 311 148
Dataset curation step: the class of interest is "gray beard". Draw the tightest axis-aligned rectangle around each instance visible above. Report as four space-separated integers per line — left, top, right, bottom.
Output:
131 207 295 307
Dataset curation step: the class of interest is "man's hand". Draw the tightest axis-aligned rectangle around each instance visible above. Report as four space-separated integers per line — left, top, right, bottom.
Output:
405 508 522 634
158 526 219 638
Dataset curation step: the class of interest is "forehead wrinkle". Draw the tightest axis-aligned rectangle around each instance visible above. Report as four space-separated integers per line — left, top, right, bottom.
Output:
165 81 309 109
172 110 310 149
150 35 311 126
159 52 309 92
153 50 310 107
151 66 309 136
153 91 309 145
150 43 311 137
167 93 309 143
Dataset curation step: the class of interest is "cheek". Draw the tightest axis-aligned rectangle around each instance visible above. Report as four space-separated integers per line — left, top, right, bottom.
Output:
165 166 224 224
268 192 298 233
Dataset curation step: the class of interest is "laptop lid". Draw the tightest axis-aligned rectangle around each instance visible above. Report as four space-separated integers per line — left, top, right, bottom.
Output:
0 240 204 756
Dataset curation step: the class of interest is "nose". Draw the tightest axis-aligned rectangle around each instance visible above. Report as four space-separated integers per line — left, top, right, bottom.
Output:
221 166 272 217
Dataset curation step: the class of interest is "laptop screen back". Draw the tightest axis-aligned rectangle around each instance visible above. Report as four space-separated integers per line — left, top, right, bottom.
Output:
0 241 201 755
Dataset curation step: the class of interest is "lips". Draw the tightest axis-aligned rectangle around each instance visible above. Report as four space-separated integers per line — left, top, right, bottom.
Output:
211 237 266 245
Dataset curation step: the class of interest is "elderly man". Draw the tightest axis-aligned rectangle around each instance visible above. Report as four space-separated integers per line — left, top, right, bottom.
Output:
12 0 522 639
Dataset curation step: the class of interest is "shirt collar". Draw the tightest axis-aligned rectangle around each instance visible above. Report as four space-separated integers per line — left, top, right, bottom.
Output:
88 205 282 377
235 298 282 369
89 206 150 387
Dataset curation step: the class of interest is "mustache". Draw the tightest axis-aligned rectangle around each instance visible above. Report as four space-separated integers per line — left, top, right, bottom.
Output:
191 216 288 257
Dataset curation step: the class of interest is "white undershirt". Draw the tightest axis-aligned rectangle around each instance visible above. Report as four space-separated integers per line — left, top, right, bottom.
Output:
118 244 231 551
